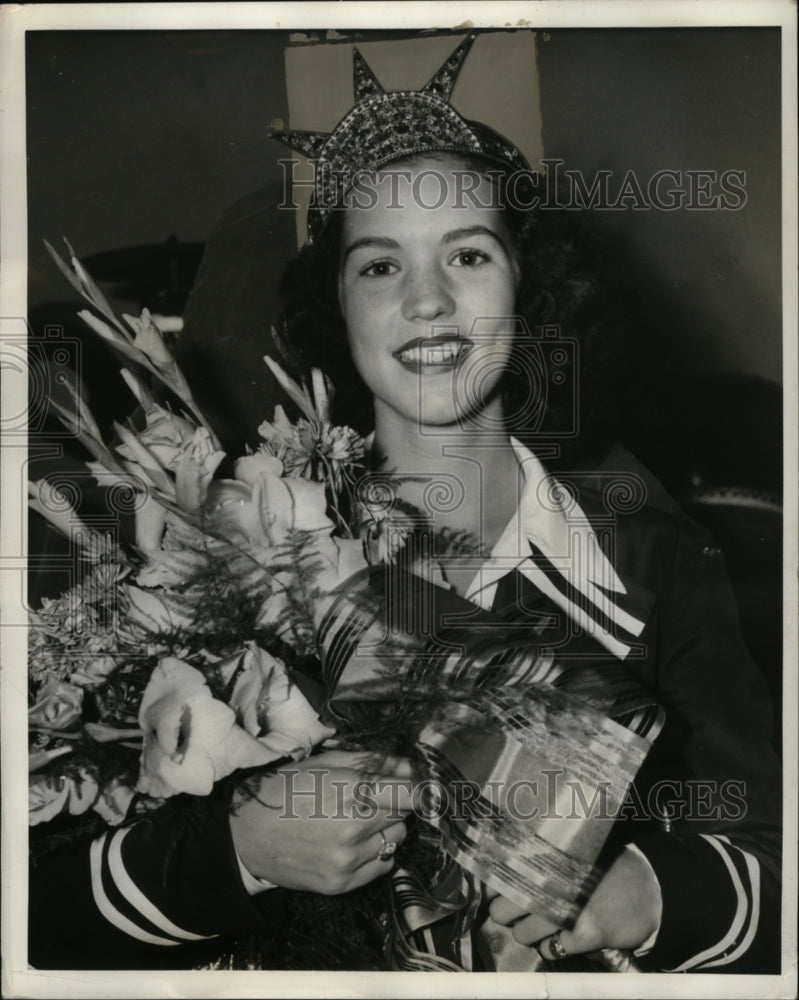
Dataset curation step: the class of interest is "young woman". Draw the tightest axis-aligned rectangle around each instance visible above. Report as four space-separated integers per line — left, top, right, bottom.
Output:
29 34 781 974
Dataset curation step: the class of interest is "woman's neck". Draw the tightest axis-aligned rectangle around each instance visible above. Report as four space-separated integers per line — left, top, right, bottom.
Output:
371 407 522 555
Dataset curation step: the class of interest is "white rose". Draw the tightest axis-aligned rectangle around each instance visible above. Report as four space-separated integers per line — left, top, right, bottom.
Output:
225 643 334 759
28 676 84 731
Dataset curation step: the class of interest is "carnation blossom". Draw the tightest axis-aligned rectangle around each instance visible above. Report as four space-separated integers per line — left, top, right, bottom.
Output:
258 407 365 496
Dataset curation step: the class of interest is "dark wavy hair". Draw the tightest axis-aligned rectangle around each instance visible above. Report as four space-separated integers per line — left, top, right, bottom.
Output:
276 154 629 469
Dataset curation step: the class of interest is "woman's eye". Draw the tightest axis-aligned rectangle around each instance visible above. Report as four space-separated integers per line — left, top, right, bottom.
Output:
360 260 399 278
451 249 489 268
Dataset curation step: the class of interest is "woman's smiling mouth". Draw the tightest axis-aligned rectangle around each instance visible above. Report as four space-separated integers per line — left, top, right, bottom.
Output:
393 337 472 373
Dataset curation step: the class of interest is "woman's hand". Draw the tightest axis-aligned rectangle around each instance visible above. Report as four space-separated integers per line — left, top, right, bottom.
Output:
487 846 663 954
229 750 413 895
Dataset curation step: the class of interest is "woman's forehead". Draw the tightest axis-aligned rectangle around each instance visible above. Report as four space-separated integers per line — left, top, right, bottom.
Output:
342 155 509 240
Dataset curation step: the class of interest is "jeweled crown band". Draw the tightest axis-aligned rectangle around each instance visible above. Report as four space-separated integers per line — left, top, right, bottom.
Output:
269 32 531 243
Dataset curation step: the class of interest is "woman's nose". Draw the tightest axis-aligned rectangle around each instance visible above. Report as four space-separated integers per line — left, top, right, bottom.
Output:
401 267 456 323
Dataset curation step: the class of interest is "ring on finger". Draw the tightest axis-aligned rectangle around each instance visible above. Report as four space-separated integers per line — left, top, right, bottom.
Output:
540 929 568 961
376 829 397 862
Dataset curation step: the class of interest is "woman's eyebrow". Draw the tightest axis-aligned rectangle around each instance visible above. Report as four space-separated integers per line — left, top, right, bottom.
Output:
442 225 509 253
342 236 400 264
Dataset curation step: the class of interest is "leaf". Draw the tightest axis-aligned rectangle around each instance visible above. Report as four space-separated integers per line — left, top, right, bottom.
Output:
64 237 126 331
311 368 331 422
135 545 209 588
44 239 128 335
174 428 225 514
112 421 176 496
123 309 173 367
84 722 144 743
78 309 147 364
264 353 317 423
123 310 200 414
47 240 217 444
44 239 93 301
28 480 94 547
270 322 301 370
124 585 196 634
29 744 74 773
46 239 220 447
47 397 124 473
120 368 155 412
60 371 105 446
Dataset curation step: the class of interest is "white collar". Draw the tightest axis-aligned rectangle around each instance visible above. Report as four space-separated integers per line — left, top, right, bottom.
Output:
463 438 644 659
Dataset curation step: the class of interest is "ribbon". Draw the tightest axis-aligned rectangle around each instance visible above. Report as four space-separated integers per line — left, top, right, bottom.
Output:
317 564 664 971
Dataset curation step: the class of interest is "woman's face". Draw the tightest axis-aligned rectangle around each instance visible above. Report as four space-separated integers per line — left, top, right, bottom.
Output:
338 156 520 432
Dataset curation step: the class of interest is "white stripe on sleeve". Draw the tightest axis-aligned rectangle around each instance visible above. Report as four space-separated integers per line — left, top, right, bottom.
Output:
672 834 750 971
89 835 179 946
698 837 761 969
107 828 217 941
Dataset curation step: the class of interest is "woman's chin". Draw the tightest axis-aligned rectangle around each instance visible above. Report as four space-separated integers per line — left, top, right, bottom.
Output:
415 402 505 432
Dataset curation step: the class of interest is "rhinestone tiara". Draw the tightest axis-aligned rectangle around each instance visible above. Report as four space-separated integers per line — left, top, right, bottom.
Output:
269 32 531 243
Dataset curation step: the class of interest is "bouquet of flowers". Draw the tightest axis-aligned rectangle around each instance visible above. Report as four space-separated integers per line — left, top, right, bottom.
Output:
28 241 661 972
29 240 372 820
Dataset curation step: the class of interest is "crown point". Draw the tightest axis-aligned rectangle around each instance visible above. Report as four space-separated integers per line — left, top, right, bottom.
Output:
268 127 332 159
421 32 477 102
352 46 386 100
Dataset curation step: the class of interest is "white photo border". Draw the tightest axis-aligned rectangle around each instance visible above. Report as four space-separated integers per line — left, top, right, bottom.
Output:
1 3 796 998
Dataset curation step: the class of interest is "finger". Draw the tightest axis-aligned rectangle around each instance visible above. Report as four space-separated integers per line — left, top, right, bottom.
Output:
553 928 584 956
560 910 602 954
488 895 529 926
510 914 560 947
345 854 399 891
308 750 414 783
355 819 408 869
369 776 414 815
305 749 375 771
361 754 414 781
343 775 413 820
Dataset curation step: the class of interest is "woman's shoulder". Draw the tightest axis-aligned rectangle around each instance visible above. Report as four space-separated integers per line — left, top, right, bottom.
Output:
558 441 716 576
559 440 689 524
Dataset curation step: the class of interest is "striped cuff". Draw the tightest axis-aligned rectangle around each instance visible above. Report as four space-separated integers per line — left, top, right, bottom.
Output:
88 793 281 947
632 830 762 971
90 828 219 947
